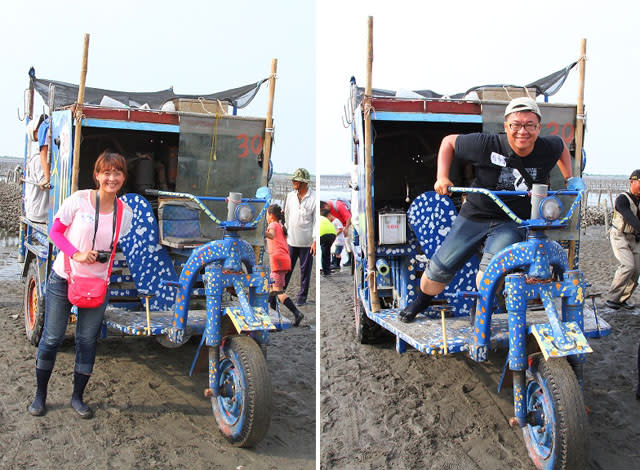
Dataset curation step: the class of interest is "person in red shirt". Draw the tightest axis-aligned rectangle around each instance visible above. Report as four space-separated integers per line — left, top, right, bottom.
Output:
265 204 304 326
321 200 351 233
321 199 352 267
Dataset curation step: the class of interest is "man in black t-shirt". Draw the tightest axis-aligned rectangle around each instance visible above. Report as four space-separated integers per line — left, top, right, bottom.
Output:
400 97 580 323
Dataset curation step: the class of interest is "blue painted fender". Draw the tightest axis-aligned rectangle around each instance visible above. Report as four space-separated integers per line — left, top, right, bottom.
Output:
471 238 570 361
171 237 257 333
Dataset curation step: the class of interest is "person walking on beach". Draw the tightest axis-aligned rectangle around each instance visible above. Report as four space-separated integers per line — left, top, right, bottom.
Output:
284 168 316 306
604 170 640 310
265 204 304 326
28 151 133 419
398 97 579 323
319 207 337 276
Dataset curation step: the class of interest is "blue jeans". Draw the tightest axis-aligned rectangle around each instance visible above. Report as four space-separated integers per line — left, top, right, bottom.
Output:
425 215 526 284
36 271 109 375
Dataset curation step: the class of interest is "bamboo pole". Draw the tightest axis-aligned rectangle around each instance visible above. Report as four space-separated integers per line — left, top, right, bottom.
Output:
261 58 277 186
568 38 586 268
254 59 278 263
364 17 380 312
71 34 90 193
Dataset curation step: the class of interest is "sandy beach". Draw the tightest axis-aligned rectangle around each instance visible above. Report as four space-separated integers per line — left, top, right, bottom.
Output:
320 225 640 469
0 183 316 470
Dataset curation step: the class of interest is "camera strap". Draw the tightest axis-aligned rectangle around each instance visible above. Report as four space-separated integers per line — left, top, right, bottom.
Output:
91 190 117 251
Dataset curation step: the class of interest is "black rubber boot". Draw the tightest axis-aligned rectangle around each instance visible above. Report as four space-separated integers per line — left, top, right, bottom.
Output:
70 372 93 419
399 290 433 323
269 293 278 311
283 297 304 326
28 368 52 417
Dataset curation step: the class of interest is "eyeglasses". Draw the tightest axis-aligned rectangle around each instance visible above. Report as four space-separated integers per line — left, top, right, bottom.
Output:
507 122 539 132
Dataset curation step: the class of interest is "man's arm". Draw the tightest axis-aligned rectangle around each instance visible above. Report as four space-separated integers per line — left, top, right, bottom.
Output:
556 143 573 179
615 194 640 234
434 134 459 195
39 145 50 188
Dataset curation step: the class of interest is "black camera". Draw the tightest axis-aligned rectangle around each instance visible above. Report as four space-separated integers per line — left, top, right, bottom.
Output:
96 250 111 263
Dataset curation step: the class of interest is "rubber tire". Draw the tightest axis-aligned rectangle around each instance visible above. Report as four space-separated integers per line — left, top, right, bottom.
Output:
354 274 387 344
24 261 45 346
522 353 588 470
211 335 272 447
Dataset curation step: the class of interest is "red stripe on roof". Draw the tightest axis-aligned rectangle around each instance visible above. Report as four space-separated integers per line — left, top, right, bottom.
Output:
371 98 481 115
81 106 179 124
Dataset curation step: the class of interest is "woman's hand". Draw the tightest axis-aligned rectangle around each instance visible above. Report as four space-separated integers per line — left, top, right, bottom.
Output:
72 250 98 264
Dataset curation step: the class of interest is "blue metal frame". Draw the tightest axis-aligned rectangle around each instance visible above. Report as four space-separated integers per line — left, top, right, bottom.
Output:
81 118 179 133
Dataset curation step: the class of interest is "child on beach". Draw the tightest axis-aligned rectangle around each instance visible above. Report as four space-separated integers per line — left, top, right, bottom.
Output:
265 204 304 326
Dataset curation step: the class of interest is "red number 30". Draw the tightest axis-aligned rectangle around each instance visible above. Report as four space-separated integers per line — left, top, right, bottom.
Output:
236 134 264 158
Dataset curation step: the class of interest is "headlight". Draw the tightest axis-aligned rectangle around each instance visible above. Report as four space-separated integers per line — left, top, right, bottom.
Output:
539 196 563 221
235 203 254 223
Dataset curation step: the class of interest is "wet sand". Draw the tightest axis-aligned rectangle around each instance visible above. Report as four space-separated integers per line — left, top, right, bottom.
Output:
320 226 640 469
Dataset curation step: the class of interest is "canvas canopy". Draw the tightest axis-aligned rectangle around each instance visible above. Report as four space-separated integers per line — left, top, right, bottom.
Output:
32 72 268 111
355 61 578 102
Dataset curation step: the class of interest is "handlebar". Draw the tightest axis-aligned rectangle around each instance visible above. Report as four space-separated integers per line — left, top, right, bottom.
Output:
448 186 582 227
144 188 271 229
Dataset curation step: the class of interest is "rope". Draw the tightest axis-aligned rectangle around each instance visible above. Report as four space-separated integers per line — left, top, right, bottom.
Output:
366 269 377 293
205 113 221 193
363 97 376 119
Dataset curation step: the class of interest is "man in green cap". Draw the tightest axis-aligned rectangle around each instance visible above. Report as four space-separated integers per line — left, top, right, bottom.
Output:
284 168 316 305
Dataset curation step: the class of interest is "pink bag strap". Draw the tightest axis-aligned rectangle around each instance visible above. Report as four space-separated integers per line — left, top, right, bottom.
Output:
63 198 125 282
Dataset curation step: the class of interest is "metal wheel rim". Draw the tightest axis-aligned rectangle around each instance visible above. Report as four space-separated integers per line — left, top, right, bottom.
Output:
216 357 244 426
525 379 554 459
27 278 37 330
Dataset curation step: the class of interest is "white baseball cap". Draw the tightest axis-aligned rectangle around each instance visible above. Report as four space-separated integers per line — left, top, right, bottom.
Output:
504 97 542 120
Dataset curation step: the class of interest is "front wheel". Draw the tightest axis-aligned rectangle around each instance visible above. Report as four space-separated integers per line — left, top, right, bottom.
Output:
211 335 272 447
522 353 588 470
24 261 45 346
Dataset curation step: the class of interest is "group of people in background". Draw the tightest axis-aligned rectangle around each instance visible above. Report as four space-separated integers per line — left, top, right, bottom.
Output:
266 169 354 324
318 199 351 276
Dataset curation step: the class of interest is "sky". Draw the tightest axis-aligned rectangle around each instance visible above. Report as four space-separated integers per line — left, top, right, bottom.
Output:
316 0 640 176
0 0 315 174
